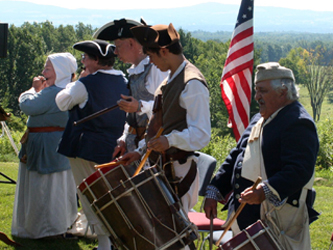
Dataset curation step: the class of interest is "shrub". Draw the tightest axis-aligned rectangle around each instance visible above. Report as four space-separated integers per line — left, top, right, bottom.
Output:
201 128 237 172
316 118 333 170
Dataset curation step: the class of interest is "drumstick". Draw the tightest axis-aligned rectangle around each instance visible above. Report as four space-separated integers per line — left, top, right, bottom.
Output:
132 127 164 177
73 98 132 126
73 104 119 126
215 176 262 247
94 160 126 169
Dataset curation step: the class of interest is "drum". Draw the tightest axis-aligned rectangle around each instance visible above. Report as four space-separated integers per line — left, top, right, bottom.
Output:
220 220 284 250
79 164 198 250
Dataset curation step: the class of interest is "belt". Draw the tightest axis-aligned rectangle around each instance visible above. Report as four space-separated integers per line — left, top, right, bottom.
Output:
128 126 146 136
28 127 65 133
164 159 197 199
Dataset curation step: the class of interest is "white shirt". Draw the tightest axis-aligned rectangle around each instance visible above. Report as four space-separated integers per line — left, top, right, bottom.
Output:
55 68 126 111
136 60 211 153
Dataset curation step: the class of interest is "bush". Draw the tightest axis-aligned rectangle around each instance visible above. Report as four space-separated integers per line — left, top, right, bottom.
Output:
201 128 237 171
316 118 333 170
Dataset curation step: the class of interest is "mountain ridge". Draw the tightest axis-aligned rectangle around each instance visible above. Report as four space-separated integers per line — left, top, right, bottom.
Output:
1 1 333 33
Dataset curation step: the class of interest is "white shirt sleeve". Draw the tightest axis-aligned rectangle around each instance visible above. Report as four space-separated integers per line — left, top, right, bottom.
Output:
117 123 130 143
55 80 88 111
139 100 154 120
165 79 211 151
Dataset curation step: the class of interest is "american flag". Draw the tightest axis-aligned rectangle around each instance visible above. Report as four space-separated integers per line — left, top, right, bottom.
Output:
220 0 254 141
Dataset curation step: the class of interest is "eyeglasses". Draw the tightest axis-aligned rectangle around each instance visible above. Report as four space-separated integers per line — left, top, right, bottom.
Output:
81 54 86 60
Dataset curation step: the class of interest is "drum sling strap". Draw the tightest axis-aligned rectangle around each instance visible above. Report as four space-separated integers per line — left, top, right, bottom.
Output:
164 160 197 199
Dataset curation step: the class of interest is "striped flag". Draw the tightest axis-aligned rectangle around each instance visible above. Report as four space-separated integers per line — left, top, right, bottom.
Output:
220 0 254 141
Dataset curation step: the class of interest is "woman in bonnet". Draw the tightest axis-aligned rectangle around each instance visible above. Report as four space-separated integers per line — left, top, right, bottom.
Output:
11 53 78 239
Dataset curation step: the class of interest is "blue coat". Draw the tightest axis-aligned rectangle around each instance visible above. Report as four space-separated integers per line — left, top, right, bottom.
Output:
19 85 71 174
210 101 319 230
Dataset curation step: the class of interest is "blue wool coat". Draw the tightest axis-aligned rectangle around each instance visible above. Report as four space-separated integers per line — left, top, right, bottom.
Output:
210 101 319 230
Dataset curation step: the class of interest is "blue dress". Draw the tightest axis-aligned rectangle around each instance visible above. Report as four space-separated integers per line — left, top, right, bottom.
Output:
11 85 78 239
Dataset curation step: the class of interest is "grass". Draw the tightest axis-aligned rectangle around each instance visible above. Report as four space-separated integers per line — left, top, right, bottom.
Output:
1 162 333 250
298 84 333 121
0 162 98 250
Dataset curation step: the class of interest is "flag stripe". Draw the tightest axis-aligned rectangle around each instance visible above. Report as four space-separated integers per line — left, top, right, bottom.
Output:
230 23 253 47
222 52 253 80
220 0 254 141
223 43 253 73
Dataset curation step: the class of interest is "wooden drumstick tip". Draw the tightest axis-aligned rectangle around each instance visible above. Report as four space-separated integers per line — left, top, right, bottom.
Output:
133 127 164 177
95 160 126 169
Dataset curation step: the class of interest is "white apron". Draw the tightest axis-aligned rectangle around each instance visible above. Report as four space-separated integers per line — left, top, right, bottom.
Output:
241 114 312 250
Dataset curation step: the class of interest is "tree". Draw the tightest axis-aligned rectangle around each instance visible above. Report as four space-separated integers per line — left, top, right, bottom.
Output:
279 47 309 85
305 64 333 121
0 24 45 115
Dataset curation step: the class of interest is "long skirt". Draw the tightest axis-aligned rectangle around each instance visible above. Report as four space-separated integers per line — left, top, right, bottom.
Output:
11 162 78 239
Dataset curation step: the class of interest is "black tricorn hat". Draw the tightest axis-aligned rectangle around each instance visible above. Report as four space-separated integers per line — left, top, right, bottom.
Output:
73 40 116 58
93 18 146 41
130 23 180 49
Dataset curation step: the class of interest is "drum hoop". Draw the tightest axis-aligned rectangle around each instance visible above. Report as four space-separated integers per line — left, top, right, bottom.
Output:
79 164 132 196
156 224 198 250
227 220 284 250
93 170 172 247
230 229 265 250
92 167 196 249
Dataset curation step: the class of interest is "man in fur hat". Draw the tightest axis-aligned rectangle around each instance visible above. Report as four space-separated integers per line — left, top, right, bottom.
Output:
55 39 128 250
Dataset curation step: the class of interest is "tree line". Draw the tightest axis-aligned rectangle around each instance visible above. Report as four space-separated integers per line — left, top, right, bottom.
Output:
1 21 332 135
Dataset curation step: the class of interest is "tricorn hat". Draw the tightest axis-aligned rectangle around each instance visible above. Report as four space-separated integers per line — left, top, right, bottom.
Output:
254 62 295 84
131 23 180 49
93 18 146 41
73 40 116 58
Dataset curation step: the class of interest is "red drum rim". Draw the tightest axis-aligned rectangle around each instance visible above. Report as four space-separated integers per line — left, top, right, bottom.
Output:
78 164 118 193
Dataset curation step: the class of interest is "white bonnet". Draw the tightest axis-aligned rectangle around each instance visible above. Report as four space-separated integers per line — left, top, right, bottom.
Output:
48 52 77 88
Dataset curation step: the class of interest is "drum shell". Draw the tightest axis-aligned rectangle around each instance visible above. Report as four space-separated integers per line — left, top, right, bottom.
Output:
78 163 136 203
221 220 282 250
80 165 198 250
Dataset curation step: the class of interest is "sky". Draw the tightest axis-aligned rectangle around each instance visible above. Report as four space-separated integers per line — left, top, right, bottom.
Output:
2 0 333 12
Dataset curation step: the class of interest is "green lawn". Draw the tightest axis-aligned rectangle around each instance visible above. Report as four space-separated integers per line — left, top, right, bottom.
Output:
0 162 98 250
1 162 333 250
298 84 333 121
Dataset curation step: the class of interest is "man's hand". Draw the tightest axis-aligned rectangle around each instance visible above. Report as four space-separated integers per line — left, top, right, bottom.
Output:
204 198 218 219
113 140 126 158
117 94 140 113
239 184 265 205
119 151 141 166
147 136 169 153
